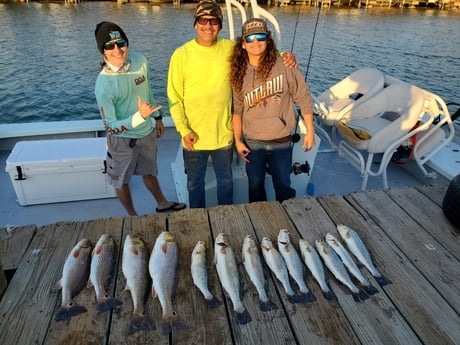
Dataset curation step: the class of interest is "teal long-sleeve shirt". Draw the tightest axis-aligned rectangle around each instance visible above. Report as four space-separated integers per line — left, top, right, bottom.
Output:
95 52 160 138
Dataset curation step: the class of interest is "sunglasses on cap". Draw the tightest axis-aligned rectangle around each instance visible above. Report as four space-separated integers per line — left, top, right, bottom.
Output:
197 17 220 26
244 33 268 43
104 39 127 50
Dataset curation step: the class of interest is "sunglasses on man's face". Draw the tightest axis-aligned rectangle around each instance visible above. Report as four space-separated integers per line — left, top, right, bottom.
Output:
104 39 127 50
197 17 220 26
244 33 268 43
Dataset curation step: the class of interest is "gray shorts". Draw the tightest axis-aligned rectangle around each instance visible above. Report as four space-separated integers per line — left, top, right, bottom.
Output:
106 131 158 189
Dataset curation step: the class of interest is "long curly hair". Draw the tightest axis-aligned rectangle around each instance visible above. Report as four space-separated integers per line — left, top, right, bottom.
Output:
229 35 278 93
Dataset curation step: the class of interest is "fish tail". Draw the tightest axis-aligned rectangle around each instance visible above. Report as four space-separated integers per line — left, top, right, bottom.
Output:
97 296 123 313
128 313 156 335
362 284 379 296
55 301 87 322
352 289 369 302
234 309 252 325
161 312 187 335
294 291 317 303
375 274 392 287
323 290 338 302
259 299 278 312
287 293 301 304
204 295 222 309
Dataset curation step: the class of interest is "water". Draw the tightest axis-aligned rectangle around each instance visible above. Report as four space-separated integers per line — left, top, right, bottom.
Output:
0 2 459 124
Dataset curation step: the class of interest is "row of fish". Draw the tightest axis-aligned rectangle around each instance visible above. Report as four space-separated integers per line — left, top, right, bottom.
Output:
191 224 392 325
55 234 122 322
55 231 187 336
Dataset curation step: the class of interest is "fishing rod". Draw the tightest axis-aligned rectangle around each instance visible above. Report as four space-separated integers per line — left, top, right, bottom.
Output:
291 4 323 144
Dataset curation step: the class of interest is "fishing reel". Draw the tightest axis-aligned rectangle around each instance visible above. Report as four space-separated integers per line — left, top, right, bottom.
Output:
292 161 310 176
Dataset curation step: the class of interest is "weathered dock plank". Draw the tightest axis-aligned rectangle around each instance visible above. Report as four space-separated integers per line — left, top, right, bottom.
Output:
343 190 460 344
384 186 459 260
0 222 82 345
283 196 422 345
0 224 36 270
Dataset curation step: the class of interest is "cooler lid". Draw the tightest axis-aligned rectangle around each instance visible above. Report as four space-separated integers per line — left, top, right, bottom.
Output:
6 138 107 166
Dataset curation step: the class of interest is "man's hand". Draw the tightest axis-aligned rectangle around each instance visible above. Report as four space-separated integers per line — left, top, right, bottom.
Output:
183 132 199 151
138 96 162 118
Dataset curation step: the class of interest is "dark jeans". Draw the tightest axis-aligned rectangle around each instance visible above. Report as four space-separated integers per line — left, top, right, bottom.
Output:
183 146 233 208
245 139 295 203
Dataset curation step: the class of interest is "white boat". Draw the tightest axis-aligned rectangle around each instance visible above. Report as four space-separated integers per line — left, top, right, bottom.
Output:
1 1 458 229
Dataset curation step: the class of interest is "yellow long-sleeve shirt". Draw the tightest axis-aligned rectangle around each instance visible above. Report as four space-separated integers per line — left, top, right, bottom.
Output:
167 38 234 150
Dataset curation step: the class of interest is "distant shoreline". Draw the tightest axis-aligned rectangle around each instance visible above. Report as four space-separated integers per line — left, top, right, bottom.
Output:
1 0 458 11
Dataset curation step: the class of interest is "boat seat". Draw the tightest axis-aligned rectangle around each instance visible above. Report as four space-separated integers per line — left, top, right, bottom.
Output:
312 68 385 148
336 83 428 190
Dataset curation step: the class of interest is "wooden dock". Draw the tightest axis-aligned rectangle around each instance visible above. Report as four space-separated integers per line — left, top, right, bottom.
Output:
0 185 458 345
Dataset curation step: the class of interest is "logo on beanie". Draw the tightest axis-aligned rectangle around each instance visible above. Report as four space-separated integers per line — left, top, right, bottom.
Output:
109 31 122 40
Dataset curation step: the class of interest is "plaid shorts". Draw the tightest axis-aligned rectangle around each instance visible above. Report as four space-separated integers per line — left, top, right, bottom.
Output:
105 131 158 189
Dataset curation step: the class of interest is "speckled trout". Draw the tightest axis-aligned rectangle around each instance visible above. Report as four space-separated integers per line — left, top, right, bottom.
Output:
299 238 337 302
214 233 251 325
277 229 316 303
315 238 368 302
261 236 302 304
242 234 277 312
336 224 392 287
326 233 379 296
191 240 221 309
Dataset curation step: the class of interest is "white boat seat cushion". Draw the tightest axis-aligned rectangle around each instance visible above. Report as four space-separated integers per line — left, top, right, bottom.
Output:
336 83 425 153
318 68 385 126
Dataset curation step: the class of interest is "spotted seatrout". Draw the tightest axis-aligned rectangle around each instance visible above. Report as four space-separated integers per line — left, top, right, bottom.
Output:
55 238 92 322
261 236 302 304
214 233 251 325
191 240 221 308
277 229 316 303
88 233 123 313
122 234 155 334
242 234 277 312
315 239 368 302
299 238 337 302
326 233 379 296
149 231 187 335
336 224 392 287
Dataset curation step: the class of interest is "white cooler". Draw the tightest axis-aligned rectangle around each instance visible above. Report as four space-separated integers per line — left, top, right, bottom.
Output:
5 137 116 206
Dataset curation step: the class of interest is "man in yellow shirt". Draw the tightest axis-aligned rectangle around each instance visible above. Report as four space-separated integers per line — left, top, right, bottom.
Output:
167 1 234 208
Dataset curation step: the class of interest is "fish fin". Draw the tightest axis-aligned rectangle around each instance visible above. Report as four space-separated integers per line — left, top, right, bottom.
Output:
161 311 187 335
323 290 338 302
352 289 369 302
97 295 123 313
55 279 62 290
234 309 252 325
351 292 362 302
375 275 392 287
128 312 156 334
361 284 379 296
87 278 93 289
55 301 87 322
151 286 158 299
259 299 278 312
204 295 222 309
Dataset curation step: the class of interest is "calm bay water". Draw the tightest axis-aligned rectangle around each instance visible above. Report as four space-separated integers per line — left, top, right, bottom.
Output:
0 2 459 124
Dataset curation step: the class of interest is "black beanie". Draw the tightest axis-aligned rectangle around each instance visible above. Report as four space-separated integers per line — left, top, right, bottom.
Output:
95 21 129 54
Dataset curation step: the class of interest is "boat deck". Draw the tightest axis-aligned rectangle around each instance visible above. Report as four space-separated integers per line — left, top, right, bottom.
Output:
1 185 458 345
